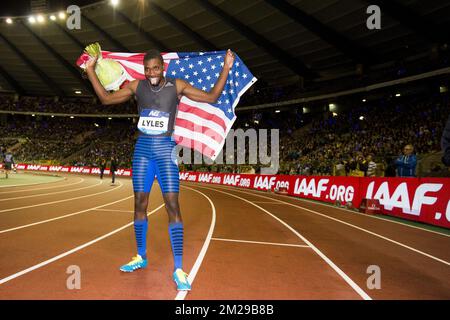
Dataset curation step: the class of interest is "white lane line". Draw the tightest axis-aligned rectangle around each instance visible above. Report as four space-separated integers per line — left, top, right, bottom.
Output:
94 209 134 213
175 186 217 301
0 195 134 234
212 184 450 238
0 177 81 192
211 237 310 248
210 186 450 267
196 185 372 300
251 201 288 204
0 181 124 214
0 203 166 285
0 180 103 201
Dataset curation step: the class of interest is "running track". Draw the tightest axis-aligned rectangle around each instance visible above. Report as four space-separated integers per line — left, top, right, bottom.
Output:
0 174 449 300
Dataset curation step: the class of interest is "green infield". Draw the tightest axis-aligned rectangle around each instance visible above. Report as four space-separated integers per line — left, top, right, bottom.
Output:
0 172 64 188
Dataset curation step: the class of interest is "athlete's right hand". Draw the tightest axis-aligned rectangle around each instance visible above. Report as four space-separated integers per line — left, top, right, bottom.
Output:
85 55 98 71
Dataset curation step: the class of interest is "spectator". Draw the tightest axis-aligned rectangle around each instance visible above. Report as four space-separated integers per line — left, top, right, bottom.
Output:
442 114 450 166
395 144 417 177
366 154 377 177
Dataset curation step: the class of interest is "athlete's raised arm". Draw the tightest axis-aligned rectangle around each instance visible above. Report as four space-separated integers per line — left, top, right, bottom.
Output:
85 56 138 105
175 49 235 103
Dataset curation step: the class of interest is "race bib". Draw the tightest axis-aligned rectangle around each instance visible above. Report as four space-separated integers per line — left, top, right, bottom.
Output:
137 109 170 135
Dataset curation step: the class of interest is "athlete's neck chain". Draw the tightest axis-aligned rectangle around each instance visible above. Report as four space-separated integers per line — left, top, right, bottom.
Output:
148 78 166 93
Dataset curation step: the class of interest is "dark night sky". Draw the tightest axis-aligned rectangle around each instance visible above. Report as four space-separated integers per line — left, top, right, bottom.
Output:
1 0 100 16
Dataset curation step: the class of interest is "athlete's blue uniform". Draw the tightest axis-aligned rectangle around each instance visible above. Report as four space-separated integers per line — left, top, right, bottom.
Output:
132 78 179 193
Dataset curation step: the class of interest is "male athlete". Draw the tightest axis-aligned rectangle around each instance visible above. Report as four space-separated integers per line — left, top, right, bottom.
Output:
85 49 235 291
3 149 15 179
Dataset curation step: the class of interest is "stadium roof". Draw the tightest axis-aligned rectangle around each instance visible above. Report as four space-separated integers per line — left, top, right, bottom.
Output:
0 0 449 97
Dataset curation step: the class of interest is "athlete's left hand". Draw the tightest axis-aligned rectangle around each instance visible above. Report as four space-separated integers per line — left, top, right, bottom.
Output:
224 49 235 69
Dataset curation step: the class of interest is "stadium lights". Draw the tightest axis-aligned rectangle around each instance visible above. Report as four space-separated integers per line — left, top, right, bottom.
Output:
6 18 13 24
108 117 112 120
59 12 66 20
111 0 120 6
362 99 366 102
332 112 338 117
75 90 82 94
94 123 99 127
37 15 45 23
359 116 365 120
395 93 401 97
50 15 57 21
275 110 281 113
70 116 75 119
51 115 55 118
28 16 36 24
328 103 336 108
32 114 35 117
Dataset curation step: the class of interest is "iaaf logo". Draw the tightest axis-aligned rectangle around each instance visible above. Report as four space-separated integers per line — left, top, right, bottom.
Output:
294 178 329 197
27 165 41 170
115 169 125 175
253 176 277 190
70 167 84 173
223 174 240 186
49 166 63 172
294 178 354 202
198 173 214 183
365 182 443 215
91 168 101 174
16 165 26 170
179 172 190 180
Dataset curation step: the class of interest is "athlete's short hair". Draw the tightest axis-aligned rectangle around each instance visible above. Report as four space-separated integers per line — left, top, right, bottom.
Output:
143 49 163 65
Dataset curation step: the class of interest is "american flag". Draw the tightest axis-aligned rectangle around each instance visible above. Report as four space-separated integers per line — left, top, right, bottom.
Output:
77 50 257 160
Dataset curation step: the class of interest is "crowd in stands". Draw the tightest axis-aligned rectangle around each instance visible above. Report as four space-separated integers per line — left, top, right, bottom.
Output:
0 95 136 114
1 90 449 177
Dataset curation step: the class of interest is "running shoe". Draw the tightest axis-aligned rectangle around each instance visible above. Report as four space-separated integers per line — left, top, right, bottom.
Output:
119 255 148 272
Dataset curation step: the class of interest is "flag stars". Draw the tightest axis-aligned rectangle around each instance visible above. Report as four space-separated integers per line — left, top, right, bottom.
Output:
215 73 219 78
211 65 216 70
235 71 239 77
189 64 194 69
229 89 234 94
185 74 190 79
171 71 177 76
202 68 207 73
198 60 203 65
198 78 203 83
175 60 181 65
227 108 232 113
202 86 207 91
225 99 230 104
180 67 185 72
207 57 212 62
190 81 194 86
193 71 198 76
206 75 211 81
242 74 247 79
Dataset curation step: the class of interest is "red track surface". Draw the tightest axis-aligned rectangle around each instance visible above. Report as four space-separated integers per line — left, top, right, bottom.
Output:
0 174 449 300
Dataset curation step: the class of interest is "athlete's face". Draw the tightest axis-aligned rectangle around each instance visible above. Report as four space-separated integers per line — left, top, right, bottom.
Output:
144 58 164 85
